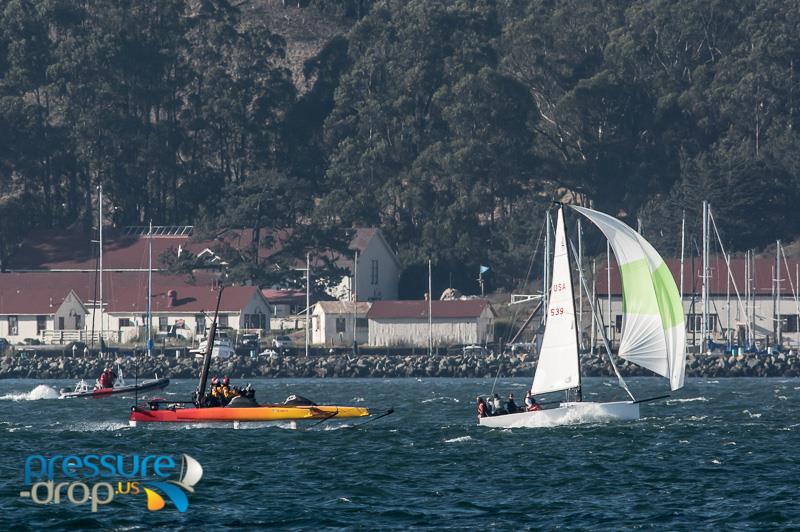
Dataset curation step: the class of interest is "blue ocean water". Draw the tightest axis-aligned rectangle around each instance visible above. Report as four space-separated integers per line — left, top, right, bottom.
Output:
1 377 798 530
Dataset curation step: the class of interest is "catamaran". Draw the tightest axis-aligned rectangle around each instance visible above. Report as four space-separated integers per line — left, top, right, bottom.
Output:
479 204 686 428
129 287 384 427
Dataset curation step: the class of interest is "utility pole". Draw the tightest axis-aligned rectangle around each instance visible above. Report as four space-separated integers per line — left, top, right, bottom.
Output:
428 259 433 357
305 253 310 358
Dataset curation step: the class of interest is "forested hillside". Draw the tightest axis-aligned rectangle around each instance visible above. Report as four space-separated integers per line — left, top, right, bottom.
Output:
1 0 798 294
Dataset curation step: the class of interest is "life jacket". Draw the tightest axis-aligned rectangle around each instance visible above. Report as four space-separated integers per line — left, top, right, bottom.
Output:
528 403 541 412
477 402 487 417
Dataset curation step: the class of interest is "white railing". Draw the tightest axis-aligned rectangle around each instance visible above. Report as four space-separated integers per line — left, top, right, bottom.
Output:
42 330 117 345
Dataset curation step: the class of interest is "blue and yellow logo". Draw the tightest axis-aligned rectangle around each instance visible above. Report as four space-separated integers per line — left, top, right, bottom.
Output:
21 453 203 513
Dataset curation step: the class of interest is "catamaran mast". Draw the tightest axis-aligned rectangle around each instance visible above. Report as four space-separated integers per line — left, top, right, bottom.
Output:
147 221 152 357
196 287 224 405
98 184 104 351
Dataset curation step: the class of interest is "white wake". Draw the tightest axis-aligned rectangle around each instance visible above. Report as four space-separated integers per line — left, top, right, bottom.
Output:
0 384 59 401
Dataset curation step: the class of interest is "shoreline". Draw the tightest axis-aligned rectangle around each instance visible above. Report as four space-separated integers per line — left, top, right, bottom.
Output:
2 351 799 380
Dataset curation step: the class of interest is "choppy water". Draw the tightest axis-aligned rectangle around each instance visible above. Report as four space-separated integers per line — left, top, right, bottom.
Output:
1 377 798 530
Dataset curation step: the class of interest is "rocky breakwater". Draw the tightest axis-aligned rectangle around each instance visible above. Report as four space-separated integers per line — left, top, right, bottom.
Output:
2 350 800 380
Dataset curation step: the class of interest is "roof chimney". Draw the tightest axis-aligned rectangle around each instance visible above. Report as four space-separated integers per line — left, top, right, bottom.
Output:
167 289 177 307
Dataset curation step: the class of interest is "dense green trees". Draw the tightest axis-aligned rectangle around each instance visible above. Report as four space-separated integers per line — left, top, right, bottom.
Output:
1 0 799 293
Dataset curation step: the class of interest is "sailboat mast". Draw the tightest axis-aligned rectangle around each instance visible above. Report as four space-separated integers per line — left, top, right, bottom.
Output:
680 211 685 306
577 219 583 350
544 213 551 319
591 259 596 355
98 184 103 351
726 253 731 350
776 240 781 347
606 241 611 343
701 201 708 352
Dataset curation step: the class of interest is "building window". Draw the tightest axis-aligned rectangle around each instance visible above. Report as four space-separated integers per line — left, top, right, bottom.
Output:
615 315 623 333
119 318 132 328
158 316 168 332
687 314 717 333
335 318 346 333
371 260 379 285
219 315 229 328
356 318 368 329
195 314 206 334
778 315 799 333
58 317 65 330
36 315 46 334
8 316 17 336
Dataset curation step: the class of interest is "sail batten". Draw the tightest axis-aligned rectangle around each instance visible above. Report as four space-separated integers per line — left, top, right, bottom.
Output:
532 207 580 396
571 205 686 390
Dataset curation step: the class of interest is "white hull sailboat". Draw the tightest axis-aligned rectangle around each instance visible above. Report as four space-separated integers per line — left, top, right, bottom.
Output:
479 204 686 429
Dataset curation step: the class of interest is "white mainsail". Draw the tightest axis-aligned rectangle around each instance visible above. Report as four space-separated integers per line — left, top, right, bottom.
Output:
532 207 580 395
571 206 686 390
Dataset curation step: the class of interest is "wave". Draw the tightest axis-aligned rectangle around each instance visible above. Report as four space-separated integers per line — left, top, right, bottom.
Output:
444 436 473 443
421 396 460 404
667 397 708 404
0 384 59 401
66 421 131 432
742 410 762 418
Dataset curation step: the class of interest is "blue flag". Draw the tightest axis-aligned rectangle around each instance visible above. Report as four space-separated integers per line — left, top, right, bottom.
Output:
479 265 490 274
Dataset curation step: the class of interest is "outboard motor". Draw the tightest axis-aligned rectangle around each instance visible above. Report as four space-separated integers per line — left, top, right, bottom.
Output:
283 394 317 406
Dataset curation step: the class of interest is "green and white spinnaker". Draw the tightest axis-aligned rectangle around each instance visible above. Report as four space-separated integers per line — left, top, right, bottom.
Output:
572 206 686 391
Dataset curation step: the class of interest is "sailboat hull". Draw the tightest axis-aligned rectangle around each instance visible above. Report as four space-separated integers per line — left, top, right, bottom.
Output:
478 401 640 428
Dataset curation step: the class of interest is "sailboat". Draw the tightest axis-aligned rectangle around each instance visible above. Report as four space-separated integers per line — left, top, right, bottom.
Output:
479 204 686 428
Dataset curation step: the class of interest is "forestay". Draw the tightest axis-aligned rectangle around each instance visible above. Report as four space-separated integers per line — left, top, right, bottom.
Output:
532 207 580 395
571 206 686 390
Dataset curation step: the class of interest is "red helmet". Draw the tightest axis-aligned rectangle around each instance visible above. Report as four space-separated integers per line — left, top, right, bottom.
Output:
211 376 219 385
223 377 230 385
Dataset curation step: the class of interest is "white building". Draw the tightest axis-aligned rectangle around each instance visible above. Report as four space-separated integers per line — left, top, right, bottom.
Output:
366 300 495 348
336 228 401 302
0 272 270 345
311 301 371 346
594 257 800 349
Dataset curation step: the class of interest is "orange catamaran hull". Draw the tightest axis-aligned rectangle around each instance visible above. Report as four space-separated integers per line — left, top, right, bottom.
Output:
129 404 369 423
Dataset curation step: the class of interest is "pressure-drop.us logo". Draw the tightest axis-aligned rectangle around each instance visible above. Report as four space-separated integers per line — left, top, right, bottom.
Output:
20 453 203 512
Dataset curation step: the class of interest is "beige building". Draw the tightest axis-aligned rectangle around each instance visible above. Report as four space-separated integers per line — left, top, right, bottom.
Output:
311 301 371 346
366 300 495 348
595 257 800 349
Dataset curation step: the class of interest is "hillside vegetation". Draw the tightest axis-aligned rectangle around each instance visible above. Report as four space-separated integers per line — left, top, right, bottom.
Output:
0 0 798 295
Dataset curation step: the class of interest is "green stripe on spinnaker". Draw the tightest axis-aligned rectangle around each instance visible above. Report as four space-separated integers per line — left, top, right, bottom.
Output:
620 259 660 315
652 262 684 330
